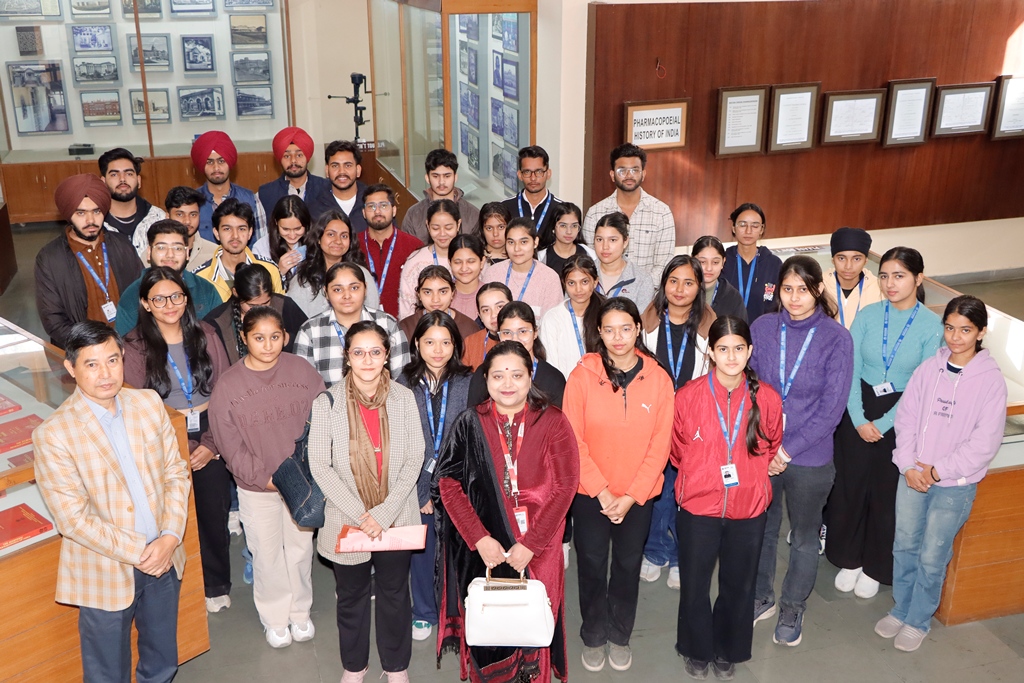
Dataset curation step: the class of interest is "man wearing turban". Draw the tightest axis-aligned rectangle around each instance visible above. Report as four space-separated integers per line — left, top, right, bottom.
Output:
822 226 882 330
34 174 143 348
191 130 262 246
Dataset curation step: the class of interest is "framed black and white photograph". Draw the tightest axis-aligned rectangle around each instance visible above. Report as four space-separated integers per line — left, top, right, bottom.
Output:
178 84 225 120
490 97 503 136
70 24 114 53
502 13 518 53
468 90 479 130
80 90 121 125
490 13 502 40
459 81 468 117
129 34 172 72
502 58 518 101
130 87 170 123
465 13 478 41
458 40 467 77
170 0 214 15
15 26 43 56
716 85 768 157
468 46 477 86
768 82 820 154
235 85 272 118
7 61 70 135
491 50 502 89
70 0 111 17
182 35 215 73
460 121 468 156
491 142 502 181
224 0 273 8
932 82 995 137
0 0 61 18
229 13 267 47
882 78 935 147
231 50 270 84
821 89 886 145
72 55 120 85
467 132 480 174
457 14 467 33
503 102 518 147
992 75 1024 140
502 148 517 192
120 0 161 19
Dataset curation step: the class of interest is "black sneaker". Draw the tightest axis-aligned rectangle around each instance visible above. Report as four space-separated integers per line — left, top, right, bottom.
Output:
683 656 710 680
712 660 735 681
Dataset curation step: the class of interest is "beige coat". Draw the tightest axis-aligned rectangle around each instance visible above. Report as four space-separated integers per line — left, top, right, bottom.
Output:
822 269 882 330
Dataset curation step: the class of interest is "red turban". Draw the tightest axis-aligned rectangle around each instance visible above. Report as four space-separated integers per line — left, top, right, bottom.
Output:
272 126 315 162
54 174 111 221
191 131 238 171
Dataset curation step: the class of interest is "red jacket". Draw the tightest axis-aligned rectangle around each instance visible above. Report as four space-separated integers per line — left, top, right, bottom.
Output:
671 372 783 519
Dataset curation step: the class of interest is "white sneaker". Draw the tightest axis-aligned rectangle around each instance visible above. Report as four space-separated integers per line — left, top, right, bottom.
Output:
834 567 863 593
563 542 570 570
228 510 242 536
666 566 680 590
639 557 666 583
412 620 433 641
205 595 231 613
266 626 292 648
290 619 315 642
854 572 880 599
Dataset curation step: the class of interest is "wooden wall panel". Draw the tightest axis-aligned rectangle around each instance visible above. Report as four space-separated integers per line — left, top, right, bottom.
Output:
584 0 1024 246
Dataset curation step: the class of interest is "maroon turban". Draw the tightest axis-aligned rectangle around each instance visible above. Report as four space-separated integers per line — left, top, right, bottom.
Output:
191 130 238 171
272 126 315 162
54 174 111 221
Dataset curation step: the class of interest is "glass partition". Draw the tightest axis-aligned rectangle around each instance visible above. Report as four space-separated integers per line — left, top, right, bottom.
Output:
370 0 406 186
402 4 444 198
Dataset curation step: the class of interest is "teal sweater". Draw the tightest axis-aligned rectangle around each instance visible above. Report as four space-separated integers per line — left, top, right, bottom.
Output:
847 300 943 433
115 269 224 337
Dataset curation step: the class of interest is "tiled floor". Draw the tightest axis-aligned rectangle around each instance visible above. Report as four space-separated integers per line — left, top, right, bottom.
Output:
3 227 1024 682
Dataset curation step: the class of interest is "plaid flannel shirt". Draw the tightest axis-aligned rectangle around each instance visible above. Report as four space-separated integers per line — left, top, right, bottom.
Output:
583 188 676 282
293 307 410 386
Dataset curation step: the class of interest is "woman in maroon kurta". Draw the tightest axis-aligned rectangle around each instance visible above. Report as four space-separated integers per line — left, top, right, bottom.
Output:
432 340 580 682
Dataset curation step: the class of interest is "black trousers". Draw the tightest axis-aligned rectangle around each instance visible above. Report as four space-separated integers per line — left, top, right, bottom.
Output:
191 451 233 598
675 508 767 665
572 493 653 648
332 551 413 673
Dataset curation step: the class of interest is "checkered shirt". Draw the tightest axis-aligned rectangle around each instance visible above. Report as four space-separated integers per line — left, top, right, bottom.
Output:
292 306 410 386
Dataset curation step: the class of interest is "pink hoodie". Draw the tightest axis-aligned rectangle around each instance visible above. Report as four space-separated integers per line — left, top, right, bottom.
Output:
893 348 1007 486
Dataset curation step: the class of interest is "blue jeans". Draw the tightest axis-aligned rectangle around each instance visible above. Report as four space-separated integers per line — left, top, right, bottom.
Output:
891 479 976 631
642 463 678 568
409 511 438 624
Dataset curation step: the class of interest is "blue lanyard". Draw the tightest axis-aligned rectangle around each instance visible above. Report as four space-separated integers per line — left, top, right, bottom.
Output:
708 373 746 462
423 379 448 459
532 358 538 379
711 280 720 304
567 301 585 357
363 231 397 296
431 246 440 266
736 252 758 308
836 274 864 328
779 323 817 404
664 313 689 384
518 191 553 229
75 243 112 301
882 301 920 380
332 321 347 349
167 350 193 410
505 261 536 301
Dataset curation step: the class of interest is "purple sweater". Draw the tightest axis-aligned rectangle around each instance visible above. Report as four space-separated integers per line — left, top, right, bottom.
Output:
750 308 854 467
893 348 1007 486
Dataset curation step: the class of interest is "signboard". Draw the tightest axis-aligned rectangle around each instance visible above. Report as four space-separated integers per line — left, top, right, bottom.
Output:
624 99 690 150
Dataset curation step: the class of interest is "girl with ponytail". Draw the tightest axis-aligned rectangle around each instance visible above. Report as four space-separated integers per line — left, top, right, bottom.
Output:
670 315 783 680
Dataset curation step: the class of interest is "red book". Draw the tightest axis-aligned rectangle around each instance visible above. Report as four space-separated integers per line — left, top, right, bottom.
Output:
0 503 53 551
0 393 19 418
0 415 43 455
8 452 35 468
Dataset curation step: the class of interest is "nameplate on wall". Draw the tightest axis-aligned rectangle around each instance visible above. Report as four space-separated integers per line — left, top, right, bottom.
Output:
624 99 690 150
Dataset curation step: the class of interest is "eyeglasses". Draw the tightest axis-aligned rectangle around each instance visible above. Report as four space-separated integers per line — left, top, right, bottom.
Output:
349 347 385 359
600 324 636 338
499 328 534 341
365 201 392 212
614 167 643 178
735 221 763 230
519 168 548 178
556 222 581 231
148 292 187 308
152 244 187 254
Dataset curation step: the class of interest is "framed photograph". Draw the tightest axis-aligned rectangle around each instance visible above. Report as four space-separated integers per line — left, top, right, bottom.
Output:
70 0 111 17
231 50 270 84
459 81 468 117
467 132 480 173
490 97 503 136
465 13 478 42
15 26 43 56
503 103 518 147
0 0 61 17
768 82 820 154
468 90 480 130
459 121 468 155
821 89 886 145
491 50 502 89
502 57 518 101
458 40 467 77
490 13 502 40
224 0 273 8
458 15 467 33
235 85 272 118
991 75 1024 140
120 0 161 19
491 142 502 180
502 149 518 192
625 99 690 151
7 61 70 135
502 14 518 53
177 84 225 120
72 55 120 85
170 0 214 15
182 35 215 74
129 87 170 124
932 82 995 137
229 13 267 47
716 85 768 157
128 34 172 72
80 89 121 126
882 78 935 147
467 46 477 86
70 24 114 53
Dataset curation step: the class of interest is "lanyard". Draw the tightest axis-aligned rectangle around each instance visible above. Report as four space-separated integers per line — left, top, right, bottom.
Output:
567 301 585 357
423 379 448 459
363 232 397 296
736 252 758 308
431 246 440 266
779 323 817 404
483 333 493 355
332 321 347 349
708 373 746 463
882 301 920 380
664 313 689 384
531 358 538 379
836 274 865 328
711 280 720 304
494 403 525 504
504 261 536 301
75 243 112 302
167 350 193 411
518 191 553 229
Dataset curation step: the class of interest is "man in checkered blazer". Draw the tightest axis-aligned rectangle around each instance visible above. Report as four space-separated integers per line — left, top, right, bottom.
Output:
33 321 191 683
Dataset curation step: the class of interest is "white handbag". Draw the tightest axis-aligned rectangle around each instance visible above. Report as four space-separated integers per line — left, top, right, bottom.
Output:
464 568 555 648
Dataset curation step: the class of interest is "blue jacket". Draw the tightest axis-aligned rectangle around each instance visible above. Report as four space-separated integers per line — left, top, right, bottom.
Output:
306 180 369 233
721 245 784 322
196 183 259 245
256 172 332 222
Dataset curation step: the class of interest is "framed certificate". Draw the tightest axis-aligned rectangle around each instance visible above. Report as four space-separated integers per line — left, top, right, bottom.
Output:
821 89 886 145
715 86 768 157
768 82 820 154
991 75 1024 140
932 82 995 137
882 78 935 147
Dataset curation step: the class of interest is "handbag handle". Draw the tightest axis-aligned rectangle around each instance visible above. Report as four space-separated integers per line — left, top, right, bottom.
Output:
484 566 527 589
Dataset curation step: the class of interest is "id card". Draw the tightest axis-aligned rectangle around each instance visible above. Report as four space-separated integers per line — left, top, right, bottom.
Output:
721 464 739 488
425 457 436 474
513 506 529 534
873 381 896 397
101 301 117 322
186 411 200 433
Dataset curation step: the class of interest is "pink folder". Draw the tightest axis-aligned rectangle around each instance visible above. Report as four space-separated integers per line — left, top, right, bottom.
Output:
335 524 427 553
